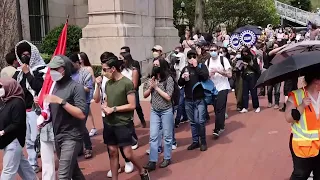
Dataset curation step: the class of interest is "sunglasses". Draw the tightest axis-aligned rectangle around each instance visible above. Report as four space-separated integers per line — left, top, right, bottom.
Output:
187 55 196 59
209 49 217 52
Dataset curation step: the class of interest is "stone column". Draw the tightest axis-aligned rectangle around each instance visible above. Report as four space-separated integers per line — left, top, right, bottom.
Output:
80 0 155 65
154 0 179 52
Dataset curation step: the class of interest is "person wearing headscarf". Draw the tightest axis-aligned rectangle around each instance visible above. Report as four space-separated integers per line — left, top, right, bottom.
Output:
13 40 46 172
0 78 37 179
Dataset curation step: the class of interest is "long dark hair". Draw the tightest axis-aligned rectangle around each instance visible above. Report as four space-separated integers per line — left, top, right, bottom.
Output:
221 47 230 60
120 52 134 69
241 46 253 63
150 58 170 82
79 52 91 66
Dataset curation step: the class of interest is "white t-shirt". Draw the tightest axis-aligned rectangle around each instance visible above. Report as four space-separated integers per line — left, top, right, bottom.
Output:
121 68 133 81
288 91 320 119
205 55 231 91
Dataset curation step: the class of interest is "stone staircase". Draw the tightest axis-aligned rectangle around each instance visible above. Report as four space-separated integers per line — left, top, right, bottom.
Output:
275 0 320 26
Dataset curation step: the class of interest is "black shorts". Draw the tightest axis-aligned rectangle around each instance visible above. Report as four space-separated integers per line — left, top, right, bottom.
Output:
284 78 298 96
103 119 133 147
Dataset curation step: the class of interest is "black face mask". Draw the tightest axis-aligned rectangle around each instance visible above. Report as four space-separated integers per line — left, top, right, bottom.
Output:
175 57 180 64
71 66 78 74
21 55 30 65
243 55 251 62
152 66 160 74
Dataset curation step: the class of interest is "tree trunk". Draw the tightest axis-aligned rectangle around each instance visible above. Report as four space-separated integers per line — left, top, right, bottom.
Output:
195 0 204 32
0 0 19 70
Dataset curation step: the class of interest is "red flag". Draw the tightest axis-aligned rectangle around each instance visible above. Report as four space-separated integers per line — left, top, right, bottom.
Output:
37 20 68 127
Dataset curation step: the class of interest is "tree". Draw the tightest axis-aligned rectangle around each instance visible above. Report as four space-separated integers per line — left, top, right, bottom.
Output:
0 0 19 69
195 0 205 32
290 0 312 11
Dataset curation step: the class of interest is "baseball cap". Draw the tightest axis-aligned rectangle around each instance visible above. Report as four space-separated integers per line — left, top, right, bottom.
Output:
196 40 208 47
187 49 197 57
152 45 163 51
47 56 66 69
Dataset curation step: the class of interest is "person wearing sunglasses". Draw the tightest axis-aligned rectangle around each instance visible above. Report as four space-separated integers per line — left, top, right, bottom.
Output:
178 49 209 151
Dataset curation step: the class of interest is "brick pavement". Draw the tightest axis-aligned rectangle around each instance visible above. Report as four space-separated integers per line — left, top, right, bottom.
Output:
0 92 309 180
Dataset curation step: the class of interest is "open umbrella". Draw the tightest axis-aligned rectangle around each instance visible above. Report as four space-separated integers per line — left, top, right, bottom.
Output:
256 51 320 87
234 25 262 35
271 41 320 64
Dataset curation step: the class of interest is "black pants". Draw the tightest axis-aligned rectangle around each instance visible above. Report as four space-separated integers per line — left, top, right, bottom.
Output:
135 91 146 124
213 90 228 133
289 134 320 180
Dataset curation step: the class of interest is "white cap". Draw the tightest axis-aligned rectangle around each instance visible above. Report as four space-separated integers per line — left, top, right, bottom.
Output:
152 45 163 51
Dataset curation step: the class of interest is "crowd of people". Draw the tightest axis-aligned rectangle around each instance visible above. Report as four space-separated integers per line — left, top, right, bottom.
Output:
0 23 318 180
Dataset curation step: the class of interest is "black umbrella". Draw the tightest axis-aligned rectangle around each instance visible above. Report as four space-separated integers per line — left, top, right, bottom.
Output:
256 51 320 87
234 25 262 35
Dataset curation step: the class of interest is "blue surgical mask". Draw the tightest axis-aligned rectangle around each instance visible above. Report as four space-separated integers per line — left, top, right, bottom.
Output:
210 51 218 58
236 54 241 59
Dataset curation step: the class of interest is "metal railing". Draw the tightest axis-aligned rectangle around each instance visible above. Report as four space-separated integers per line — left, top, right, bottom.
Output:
275 0 320 26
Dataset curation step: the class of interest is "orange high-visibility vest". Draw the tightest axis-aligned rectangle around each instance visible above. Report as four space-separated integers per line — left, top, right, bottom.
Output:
289 89 320 158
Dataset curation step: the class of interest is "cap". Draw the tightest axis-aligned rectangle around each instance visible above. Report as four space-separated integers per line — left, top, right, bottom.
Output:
195 40 208 47
187 49 197 57
48 56 66 69
152 45 163 51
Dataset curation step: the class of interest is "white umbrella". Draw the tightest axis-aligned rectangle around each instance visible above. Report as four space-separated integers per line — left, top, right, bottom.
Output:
271 40 320 64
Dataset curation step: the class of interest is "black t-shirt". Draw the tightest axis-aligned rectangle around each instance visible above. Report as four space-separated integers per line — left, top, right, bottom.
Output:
0 98 26 149
12 66 45 109
132 60 142 88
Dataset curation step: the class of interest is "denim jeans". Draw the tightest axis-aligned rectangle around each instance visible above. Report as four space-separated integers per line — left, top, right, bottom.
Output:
25 111 38 169
40 140 56 180
55 139 85 180
82 103 92 150
267 83 281 105
149 108 173 162
175 88 188 123
242 74 260 109
185 99 207 145
135 91 146 124
1 139 37 180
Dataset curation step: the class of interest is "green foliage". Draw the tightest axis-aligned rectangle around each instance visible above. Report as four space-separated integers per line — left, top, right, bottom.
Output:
173 0 280 33
92 65 102 77
40 24 82 56
290 0 312 11
40 53 52 64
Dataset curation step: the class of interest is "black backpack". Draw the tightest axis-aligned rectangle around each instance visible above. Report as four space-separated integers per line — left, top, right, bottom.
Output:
206 56 224 68
164 76 180 107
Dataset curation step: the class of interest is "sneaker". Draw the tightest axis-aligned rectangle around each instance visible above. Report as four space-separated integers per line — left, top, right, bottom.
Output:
236 107 242 111
240 108 248 113
200 144 207 151
107 167 122 178
132 142 139 150
274 104 279 109
232 89 235 92
89 128 97 137
124 162 134 174
267 103 272 108
172 143 177 150
143 161 156 172
255 107 261 113
219 128 225 134
187 143 200 150
140 170 150 180
213 130 220 140
225 113 229 119
159 159 171 168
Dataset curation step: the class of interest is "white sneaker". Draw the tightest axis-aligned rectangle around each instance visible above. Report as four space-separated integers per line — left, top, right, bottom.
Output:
124 162 134 174
89 128 97 137
225 113 229 119
107 168 122 178
172 143 177 150
255 107 261 113
240 108 248 113
146 149 150 155
131 142 138 150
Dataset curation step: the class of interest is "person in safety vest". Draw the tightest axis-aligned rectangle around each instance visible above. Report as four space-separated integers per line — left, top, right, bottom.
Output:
285 70 320 180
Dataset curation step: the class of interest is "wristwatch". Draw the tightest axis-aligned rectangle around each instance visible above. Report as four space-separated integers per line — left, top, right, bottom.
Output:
60 99 67 106
113 106 117 113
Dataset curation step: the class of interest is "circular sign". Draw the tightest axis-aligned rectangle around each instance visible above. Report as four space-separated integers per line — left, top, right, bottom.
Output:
229 34 241 50
240 30 257 46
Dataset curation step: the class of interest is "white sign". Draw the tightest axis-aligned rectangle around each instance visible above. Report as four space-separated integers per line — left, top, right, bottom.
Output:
229 34 241 50
240 30 257 46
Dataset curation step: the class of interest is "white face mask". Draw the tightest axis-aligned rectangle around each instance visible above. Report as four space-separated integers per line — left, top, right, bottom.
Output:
0 87 4 97
50 70 63 82
152 52 160 58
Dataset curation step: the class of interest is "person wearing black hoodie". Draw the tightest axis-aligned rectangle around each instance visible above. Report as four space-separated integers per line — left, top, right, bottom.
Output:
178 49 209 151
46 55 87 179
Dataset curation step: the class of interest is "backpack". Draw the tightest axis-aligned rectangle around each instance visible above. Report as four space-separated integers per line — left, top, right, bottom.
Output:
206 55 224 68
164 76 180 107
192 64 218 105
